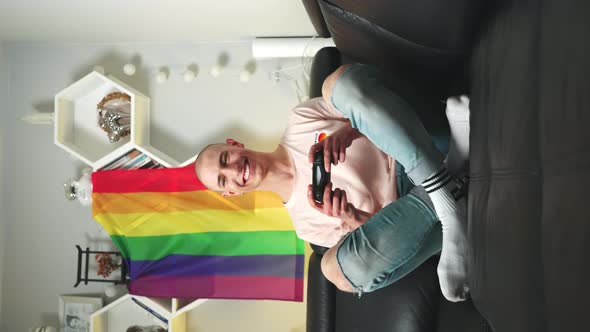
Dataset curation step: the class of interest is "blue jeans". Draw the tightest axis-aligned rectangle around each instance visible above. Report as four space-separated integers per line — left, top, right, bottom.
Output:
332 65 443 294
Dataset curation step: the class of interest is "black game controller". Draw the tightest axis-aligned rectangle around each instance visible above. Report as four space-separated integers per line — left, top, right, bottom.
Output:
312 150 331 203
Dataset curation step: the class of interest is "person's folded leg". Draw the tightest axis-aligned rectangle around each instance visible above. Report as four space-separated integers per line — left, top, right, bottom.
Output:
335 189 441 295
330 65 443 182
329 64 469 301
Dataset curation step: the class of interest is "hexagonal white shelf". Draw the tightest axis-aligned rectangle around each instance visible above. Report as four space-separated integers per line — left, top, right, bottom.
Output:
90 294 207 332
54 71 182 170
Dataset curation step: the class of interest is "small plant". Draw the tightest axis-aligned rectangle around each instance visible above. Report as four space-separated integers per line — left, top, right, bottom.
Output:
95 253 121 278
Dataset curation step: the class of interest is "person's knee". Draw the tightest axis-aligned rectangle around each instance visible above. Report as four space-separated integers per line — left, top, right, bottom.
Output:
320 245 355 293
322 64 353 106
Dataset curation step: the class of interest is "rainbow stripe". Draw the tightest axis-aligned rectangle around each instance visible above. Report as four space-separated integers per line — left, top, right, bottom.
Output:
92 165 304 301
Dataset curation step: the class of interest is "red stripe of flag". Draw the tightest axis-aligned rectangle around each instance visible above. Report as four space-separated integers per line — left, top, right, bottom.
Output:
92 164 206 193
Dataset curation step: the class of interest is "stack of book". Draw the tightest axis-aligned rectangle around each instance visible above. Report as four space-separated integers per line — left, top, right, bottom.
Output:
101 149 164 170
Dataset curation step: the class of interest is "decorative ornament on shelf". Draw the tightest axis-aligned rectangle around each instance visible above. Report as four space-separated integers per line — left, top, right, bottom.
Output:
74 246 129 287
97 91 131 143
64 167 93 206
95 253 122 278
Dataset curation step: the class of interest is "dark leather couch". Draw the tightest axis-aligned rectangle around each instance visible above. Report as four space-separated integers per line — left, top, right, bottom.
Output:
303 1 590 331
306 47 490 332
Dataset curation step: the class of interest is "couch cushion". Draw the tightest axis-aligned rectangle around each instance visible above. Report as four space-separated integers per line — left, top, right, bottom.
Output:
469 0 590 330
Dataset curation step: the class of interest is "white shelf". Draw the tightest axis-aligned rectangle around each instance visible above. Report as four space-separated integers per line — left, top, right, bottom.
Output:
90 294 207 332
54 71 188 170
173 298 209 316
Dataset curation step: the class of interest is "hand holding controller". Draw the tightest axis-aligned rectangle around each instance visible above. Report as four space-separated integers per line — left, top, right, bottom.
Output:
312 150 331 203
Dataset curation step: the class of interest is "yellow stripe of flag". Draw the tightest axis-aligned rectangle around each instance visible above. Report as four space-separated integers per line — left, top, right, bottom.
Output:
94 207 294 237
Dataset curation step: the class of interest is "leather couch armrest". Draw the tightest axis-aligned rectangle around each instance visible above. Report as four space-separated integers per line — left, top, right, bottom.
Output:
309 47 343 98
307 253 336 332
302 0 331 37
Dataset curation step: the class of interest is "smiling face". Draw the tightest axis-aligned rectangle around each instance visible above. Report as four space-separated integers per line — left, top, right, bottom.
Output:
195 142 263 195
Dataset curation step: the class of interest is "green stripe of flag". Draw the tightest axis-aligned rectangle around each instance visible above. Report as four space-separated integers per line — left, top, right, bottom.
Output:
112 230 305 261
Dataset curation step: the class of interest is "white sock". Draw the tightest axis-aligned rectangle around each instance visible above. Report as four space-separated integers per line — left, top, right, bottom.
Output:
422 167 469 302
445 95 470 176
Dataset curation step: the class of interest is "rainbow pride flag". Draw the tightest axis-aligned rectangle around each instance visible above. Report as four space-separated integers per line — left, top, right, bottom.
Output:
92 164 304 301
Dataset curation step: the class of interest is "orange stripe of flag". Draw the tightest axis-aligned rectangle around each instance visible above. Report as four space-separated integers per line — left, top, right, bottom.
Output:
92 190 284 215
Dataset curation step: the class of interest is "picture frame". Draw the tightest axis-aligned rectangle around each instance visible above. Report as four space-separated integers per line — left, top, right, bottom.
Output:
59 295 104 332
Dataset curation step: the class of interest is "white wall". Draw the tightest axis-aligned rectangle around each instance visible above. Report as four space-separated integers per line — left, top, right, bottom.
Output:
0 0 316 42
187 298 307 332
0 42 309 332
0 41 7 322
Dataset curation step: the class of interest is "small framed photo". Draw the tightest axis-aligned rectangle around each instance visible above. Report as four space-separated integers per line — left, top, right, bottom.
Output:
59 295 104 332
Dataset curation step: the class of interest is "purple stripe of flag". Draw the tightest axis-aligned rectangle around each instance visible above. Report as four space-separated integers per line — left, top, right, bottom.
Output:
129 274 304 301
126 254 304 280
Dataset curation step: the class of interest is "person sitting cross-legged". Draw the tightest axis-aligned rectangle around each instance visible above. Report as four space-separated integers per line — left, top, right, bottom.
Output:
195 64 471 301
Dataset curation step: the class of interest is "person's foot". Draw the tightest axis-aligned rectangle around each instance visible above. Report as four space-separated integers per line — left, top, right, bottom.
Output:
436 195 469 302
422 168 470 302
445 95 470 176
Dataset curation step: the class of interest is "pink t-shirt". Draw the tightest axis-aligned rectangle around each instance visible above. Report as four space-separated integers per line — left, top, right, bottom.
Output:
281 98 398 248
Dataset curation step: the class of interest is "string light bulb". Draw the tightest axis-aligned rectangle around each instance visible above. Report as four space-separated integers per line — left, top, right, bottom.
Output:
123 63 136 76
239 60 257 83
